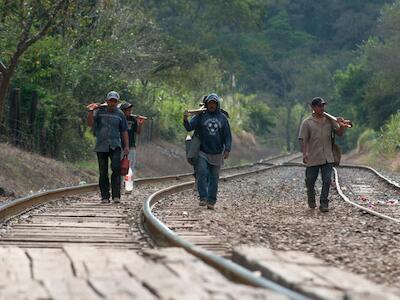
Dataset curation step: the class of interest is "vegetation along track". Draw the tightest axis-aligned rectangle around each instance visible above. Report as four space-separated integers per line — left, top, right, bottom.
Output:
152 161 400 290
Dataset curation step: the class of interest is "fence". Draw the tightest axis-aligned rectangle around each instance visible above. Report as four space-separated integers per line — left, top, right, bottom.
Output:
1 87 158 160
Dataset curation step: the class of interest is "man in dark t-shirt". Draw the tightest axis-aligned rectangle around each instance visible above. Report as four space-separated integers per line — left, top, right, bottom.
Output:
120 102 144 181
184 93 232 210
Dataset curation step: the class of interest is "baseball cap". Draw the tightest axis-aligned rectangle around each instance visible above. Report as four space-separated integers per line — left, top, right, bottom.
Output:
311 97 326 106
106 91 120 101
120 102 133 110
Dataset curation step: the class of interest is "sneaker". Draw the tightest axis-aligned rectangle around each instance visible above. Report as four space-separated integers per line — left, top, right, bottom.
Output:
207 203 215 210
113 197 121 203
319 206 329 213
308 199 316 209
101 199 110 204
199 199 207 206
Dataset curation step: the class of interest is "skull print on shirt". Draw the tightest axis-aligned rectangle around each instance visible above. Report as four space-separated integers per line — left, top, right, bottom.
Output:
204 118 222 136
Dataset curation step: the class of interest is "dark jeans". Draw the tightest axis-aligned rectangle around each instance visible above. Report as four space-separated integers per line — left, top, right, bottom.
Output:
305 163 333 207
97 147 121 200
196 155 221 204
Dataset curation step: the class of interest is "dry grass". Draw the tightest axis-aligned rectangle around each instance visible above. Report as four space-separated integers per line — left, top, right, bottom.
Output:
0 142 96 197
136 132 275 176
0 131 276 198
136 139 193 177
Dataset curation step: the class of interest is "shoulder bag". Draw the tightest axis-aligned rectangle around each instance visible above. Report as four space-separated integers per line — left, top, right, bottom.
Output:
331 131 341 166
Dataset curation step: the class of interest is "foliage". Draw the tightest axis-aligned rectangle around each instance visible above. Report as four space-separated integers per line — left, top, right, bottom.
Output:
1 0 398 162
332 0 400 148
377 112 400 158
357 128 377 153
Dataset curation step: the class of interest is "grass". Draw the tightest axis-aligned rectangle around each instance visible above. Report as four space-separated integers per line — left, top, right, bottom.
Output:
72 159 98 173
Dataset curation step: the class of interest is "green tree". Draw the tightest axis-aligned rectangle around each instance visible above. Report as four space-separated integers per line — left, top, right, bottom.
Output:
0 0 99 125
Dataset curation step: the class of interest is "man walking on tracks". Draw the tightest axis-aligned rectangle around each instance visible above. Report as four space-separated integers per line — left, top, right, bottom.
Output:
184 93 232 210
298 97 347 212
87 91 129 204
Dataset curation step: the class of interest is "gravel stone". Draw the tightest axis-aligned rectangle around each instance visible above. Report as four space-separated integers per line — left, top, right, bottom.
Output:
156 165 400 289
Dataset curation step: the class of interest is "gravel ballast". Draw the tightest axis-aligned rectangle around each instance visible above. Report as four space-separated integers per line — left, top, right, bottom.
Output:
156 165 400 289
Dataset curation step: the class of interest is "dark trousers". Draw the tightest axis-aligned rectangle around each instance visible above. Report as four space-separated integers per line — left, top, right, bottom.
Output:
196 155 221 204
97 148 121 200
305 163 333 207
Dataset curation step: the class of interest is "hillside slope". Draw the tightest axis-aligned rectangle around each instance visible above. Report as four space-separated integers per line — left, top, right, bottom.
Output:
0 132 275 201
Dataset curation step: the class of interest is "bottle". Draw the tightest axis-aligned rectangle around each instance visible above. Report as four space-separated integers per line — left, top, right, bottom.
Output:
124 168 134 192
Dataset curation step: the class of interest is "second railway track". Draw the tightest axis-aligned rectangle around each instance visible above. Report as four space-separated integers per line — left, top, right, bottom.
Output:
150 162 400 290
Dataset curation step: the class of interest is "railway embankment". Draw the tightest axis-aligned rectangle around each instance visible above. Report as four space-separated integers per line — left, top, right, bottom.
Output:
0 133 274 202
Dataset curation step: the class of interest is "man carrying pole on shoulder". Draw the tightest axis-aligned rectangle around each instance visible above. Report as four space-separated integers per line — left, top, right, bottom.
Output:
87 91 129 204
298 97 347 212
183 93 232 210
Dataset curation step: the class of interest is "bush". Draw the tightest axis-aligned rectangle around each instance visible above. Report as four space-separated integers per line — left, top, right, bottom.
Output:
356 128 377 153
377 112 400 158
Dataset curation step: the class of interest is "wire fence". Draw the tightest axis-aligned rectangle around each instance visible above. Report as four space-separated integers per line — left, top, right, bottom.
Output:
1 87 158 160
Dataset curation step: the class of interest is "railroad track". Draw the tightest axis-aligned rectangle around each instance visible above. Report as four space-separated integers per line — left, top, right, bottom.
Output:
283 161 400 223
334 164 400 223
148 159 400 294
0 153 308 300
1 155 397 297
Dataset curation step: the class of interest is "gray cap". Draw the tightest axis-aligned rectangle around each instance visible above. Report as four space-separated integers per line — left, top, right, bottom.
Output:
107 91 120 101
311 97 326 106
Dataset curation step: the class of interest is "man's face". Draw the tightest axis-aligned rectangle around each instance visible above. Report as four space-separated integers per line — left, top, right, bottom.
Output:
123 107 131 117
106 98 119 110
312 103 325 115
206 100 217 112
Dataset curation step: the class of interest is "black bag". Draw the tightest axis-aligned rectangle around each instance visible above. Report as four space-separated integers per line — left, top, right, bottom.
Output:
185 134 200 166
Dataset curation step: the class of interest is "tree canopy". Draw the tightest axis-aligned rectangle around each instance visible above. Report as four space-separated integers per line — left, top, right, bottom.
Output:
0 0 398 159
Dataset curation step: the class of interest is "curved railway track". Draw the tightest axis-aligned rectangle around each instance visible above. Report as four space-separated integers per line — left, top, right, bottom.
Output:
4 154 397 297
334 165 400 223
0 153 308 300
283 161 400 223
148 160 400 293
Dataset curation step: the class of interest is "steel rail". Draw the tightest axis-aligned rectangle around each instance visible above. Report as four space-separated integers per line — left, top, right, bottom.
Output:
0 152 287 223
142 164 310 300
282 161 400 224
339 163 400 188
0 155 306 298
333 167 400 224
0 173 194 223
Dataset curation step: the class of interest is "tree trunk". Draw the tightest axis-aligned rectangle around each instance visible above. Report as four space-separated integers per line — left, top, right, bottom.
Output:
0 71 12 127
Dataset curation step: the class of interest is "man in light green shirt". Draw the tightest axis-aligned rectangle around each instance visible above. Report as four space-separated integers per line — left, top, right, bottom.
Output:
298 97 347 212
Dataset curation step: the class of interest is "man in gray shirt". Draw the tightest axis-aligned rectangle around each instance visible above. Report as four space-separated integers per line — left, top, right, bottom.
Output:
298 97 347 212
87 91 129 203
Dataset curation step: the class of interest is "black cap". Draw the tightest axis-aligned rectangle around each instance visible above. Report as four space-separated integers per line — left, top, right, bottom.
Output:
120 102 133 110
205 93 220 103
311 97 326 107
